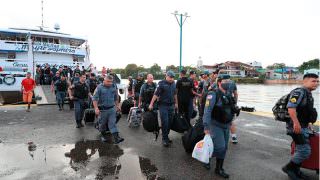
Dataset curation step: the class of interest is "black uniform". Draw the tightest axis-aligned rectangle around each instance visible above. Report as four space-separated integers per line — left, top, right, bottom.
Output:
176 77 194 124
73 82 90 127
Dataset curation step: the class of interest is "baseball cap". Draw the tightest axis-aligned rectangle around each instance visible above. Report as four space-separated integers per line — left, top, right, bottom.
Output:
203 70 209 75
189 70 196 75
180 69 186 75
166 71 175 78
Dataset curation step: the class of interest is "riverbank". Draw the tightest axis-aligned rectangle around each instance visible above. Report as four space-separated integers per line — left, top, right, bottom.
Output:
264 79 302 85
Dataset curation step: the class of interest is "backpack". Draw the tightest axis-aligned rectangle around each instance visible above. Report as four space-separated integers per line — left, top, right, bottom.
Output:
272 88 306 123
127 107 142 128
272 93 291 122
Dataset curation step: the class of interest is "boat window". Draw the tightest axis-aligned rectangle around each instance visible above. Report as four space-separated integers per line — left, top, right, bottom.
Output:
48 38 54 43
54 39 60 44
78 57 84 62
8 52 16 59
21 37 26 41
35 37 41 42
0 53 7 58
73 56 78 62
42 37 48 43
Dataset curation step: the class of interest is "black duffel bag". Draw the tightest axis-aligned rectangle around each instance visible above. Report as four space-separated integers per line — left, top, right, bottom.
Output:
171 111 191 133
142 111 160 140
181 121 205 153
121 97 134 114
142 111 159 132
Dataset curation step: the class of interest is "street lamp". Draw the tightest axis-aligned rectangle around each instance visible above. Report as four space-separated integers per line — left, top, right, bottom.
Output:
172 11 190 71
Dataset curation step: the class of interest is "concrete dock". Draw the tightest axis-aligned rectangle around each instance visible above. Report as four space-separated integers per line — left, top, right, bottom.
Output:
0 105 318 180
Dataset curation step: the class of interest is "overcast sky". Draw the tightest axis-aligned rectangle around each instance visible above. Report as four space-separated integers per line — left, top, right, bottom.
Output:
0 0 319 69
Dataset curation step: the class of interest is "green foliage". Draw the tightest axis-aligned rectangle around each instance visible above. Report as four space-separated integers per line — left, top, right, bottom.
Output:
266 63 286 70
112 63 204 80
298 59 319 73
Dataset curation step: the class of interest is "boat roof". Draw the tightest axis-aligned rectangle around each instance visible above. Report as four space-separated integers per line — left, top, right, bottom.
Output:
0 28 86 42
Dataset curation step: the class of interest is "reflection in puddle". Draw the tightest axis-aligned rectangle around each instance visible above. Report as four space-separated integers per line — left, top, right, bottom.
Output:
0 139 164 180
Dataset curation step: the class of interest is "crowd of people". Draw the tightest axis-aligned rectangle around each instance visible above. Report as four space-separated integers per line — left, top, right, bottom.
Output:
20 65 319 179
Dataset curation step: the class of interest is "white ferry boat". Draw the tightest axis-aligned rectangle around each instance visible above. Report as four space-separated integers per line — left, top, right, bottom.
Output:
0 26 90 104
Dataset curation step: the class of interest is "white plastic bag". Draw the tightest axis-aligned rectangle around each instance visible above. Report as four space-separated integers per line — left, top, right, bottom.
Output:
192 134 214 164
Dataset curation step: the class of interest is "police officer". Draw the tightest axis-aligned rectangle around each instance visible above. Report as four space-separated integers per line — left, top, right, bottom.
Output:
128 76 133 97
68 74 90 128
282 73 318 180
138 74 157 111
132 74 145 103
199 70 211 121
51 71 61 94
215 74 239 144
190 71 201 108
203 76 235 178
71 73 80 85
149 71 178 147
176 70 194 126
226 76 239 144
92 75 124 144
86 73 98 105
55 75 69 111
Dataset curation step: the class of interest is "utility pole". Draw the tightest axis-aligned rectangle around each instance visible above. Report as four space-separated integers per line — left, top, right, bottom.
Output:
172 11 190 71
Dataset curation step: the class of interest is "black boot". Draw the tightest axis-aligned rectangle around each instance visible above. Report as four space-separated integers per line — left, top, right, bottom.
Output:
112 132 124 144
296 163 310 180
282 161 300 180
101 131 109 142
215 158 229 179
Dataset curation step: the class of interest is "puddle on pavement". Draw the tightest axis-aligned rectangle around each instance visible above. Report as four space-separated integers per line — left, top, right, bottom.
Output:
0 139 164 180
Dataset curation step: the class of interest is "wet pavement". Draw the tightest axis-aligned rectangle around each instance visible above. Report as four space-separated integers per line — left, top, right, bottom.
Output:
0 105 318 180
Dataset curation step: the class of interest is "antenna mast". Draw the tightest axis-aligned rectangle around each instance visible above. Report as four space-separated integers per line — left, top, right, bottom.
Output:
41 0 44 30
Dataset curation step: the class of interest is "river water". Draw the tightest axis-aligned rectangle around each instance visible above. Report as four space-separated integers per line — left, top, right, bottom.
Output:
120 79 319 113
237 84 319 113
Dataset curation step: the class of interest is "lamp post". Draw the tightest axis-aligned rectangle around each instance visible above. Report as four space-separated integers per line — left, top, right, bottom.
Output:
172 11 190 71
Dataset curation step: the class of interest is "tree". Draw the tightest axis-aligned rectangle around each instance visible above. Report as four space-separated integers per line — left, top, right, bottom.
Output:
150 63 161 74
124 64 138 78
166 65 179 73
298 59 320 73
266 63 286 70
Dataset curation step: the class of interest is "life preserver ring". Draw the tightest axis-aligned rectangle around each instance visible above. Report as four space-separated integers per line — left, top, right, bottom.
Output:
3 75 16 85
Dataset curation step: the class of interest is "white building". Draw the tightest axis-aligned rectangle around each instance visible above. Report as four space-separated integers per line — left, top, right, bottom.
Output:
247 61 262 68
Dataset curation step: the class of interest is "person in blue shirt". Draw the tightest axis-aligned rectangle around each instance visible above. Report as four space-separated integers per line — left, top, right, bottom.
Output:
149 71 178 147
92 75 124 144
203 76 235 179
282 73 318 180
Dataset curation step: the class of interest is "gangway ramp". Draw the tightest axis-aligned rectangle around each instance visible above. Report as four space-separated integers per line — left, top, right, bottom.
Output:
34 85 57 105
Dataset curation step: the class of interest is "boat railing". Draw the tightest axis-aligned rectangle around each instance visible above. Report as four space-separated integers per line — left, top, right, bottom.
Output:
1 40 28 45
1 40 84 50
